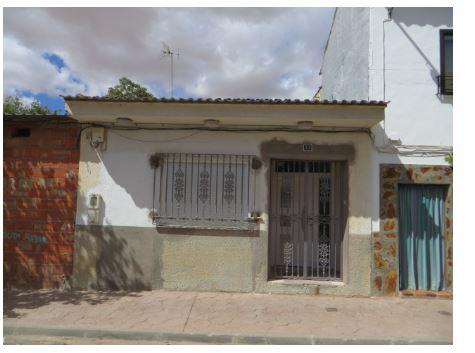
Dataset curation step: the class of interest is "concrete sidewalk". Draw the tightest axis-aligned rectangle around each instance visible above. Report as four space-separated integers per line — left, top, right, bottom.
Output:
3 289 452 344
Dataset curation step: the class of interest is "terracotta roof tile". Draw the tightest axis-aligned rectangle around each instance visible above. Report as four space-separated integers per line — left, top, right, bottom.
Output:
62 95 387 106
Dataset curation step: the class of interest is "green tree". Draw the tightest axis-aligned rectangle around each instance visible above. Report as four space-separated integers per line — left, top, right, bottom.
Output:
104 77 156 100
3 96 54 115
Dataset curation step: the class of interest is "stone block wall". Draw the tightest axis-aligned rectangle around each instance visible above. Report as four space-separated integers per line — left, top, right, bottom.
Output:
3 119 80 289
373 164 453 296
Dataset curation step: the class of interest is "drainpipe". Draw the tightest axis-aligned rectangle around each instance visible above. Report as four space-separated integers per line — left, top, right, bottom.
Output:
382 7 394 140
383 7 394 101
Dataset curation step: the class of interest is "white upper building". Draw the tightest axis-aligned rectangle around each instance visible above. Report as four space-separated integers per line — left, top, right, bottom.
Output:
320 7 452 162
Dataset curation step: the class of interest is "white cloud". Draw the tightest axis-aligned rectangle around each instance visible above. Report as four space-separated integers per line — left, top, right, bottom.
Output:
3 7 334 99
3 36 87 97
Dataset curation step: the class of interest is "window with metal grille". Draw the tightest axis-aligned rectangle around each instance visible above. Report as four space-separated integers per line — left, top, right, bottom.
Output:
154 153 257 229
438 29 453 95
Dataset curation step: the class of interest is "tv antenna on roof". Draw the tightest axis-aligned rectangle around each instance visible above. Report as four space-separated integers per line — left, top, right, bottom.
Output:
161 42 179 98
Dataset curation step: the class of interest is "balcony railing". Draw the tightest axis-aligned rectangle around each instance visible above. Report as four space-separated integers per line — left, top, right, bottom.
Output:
437 75 453 95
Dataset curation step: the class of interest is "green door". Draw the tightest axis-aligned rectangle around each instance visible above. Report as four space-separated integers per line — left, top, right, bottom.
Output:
398 184 445 291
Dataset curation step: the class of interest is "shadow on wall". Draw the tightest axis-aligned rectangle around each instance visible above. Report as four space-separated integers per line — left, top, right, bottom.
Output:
393 7 452 27
3 289 141 319
73 190 151 291
392 8 453 105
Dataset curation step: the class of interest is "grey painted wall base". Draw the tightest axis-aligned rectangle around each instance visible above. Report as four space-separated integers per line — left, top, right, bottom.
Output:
73 225 372 296
73 226 154 290
73 225 264 292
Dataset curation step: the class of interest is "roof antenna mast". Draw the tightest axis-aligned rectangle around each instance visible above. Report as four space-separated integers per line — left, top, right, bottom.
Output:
161 42 179 98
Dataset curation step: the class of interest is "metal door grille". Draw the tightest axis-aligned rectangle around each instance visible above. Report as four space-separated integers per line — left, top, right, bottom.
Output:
269 159 346 280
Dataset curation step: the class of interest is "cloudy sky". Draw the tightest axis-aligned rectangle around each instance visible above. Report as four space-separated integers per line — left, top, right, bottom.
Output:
3 7 334 112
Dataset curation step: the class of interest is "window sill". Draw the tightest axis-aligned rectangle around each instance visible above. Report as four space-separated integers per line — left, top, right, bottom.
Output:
269 279 344 287
155 225 260 237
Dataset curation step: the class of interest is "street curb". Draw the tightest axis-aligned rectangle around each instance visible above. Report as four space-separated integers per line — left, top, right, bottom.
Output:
3 324 452 345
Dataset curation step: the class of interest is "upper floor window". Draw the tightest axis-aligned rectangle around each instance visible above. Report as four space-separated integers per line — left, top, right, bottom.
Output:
439 29 453 95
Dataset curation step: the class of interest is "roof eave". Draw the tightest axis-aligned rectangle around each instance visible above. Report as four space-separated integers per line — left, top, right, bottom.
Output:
62 96 387 106
64 98 386 129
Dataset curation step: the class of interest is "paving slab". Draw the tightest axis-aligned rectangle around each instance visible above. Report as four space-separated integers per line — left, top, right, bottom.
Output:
3 289 452 344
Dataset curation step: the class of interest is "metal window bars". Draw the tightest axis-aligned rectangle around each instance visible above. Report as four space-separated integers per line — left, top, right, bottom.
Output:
437 75 453 95
154 153 257 229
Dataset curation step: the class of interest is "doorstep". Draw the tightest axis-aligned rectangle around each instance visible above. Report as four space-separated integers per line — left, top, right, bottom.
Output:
260 279 345 296
399 289 452 299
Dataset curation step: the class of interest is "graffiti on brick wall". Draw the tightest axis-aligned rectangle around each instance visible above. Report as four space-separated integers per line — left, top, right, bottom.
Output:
4 231 21 241
3 231 48 243
4 123 79 289
25 233 48 244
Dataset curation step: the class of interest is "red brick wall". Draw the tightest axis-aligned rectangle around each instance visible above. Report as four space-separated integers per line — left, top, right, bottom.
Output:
3 121 80 289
